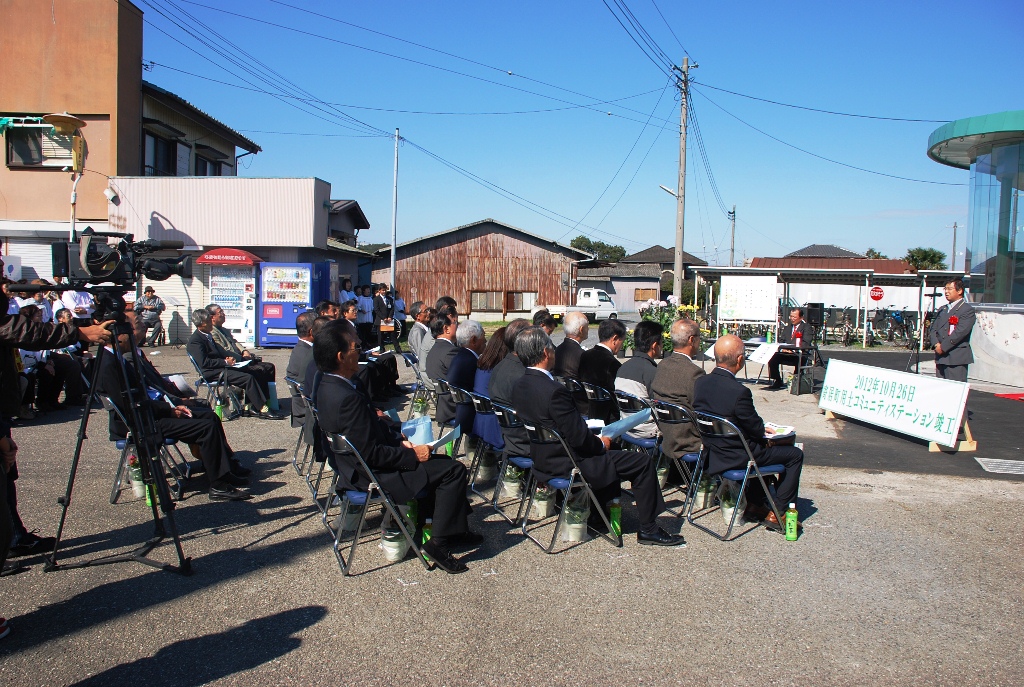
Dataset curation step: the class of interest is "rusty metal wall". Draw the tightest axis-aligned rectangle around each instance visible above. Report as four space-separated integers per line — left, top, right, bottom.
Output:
371 222 577 313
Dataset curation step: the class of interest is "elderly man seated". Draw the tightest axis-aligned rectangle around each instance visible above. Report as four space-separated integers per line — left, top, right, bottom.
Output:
206 302 277 391
693 334 804 529
314 319 478 573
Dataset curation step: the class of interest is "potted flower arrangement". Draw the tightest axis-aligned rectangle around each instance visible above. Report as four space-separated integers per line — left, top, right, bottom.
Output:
476 448 498 483
380 527 410 562
531 484 555 520
499 463 523 499
126 453 146 499
719 479 747 526
560 490 590 542
691 475 716 512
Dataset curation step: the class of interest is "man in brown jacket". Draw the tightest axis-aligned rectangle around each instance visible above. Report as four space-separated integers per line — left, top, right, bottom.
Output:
649 319 705 459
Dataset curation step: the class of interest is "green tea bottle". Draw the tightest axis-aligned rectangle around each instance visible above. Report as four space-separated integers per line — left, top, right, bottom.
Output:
422 518 432 545
609 498 622 537
785 503 798 541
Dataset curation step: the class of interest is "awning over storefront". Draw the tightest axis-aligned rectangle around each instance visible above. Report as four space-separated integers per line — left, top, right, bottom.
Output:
195 247 263 265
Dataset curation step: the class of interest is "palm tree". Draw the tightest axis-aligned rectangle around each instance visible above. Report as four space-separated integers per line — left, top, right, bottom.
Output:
904 247 948 270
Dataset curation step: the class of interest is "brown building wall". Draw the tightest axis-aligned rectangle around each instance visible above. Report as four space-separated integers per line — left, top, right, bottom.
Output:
0 0 142 221
372 222 578 315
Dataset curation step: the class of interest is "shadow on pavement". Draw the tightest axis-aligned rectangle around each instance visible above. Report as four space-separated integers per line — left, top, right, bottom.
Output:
68 606 329 686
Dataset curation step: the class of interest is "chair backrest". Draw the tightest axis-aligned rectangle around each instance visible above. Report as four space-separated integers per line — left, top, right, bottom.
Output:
468 391 494 415
447 383 471 405
99 394 133 440
692 410 757 463
521 420 585 478
579 381 612 402
492 403 522 429
401 352 418 367
614 390 651 414
435 378 451 396
284 376 305 398
649 399 694 426
555 375 583 395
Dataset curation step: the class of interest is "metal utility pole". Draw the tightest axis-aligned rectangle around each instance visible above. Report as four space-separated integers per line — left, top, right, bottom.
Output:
390 128 399 289
728 205 736 267
672 57 692 302
950 221 957 271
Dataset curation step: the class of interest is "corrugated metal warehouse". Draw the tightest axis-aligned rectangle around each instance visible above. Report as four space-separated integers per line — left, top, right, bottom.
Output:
371 219 592 319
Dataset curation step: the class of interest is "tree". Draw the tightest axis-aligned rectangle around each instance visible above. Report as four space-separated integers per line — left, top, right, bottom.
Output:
864 247 888 259
904 247 948 270
358 242 390 253
570 235 626 262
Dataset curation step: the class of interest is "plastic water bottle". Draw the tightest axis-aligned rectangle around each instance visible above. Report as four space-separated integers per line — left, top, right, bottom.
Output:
214 398 224 419
609 498 622 537
267 382 279 411
767 329 773 343
785 503 799 541
421 518 432 545
405 499 418 531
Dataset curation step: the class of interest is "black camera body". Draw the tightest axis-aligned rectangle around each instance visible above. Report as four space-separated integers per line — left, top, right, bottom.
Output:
51 227 192 287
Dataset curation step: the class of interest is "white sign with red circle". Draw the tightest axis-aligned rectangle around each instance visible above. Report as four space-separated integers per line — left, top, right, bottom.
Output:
869 286 885 301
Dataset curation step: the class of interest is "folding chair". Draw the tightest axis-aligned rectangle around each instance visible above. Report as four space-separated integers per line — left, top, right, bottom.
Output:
302 399 335 518
486 404 534 525
101 395 188 503
464 391 505 501
613 390 659 455
555 375 590 418
431 379 463 456
401 353 436 420
325 433 432 576
687 411 786 541
187 352 242 419
520 420 622 553
648 399 702 517
580 380 617 424
284 377 310 475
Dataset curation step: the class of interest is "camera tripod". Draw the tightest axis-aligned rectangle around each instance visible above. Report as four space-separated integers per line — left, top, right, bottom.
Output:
43 289 191 574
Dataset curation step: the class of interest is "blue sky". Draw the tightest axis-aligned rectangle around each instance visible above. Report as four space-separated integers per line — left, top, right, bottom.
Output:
139 0 1023 266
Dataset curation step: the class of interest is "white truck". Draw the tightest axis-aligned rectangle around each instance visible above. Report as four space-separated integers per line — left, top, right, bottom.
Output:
537 289 618 323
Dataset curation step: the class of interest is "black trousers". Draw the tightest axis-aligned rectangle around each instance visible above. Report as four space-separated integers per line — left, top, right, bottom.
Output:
585 449 665 527
155 416 233 482
936 364 968 382
768 352 801 382
0 463 11 571
414 457 470 540
51 353 84 402
376 327 403 354
751 445 804 509
213 368 267 409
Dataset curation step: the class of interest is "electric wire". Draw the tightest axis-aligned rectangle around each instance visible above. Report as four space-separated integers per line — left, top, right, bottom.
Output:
601 0 676 80
649 0 691 59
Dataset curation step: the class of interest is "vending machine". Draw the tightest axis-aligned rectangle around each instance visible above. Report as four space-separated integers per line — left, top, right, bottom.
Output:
208 264 257 346
258 262 329 347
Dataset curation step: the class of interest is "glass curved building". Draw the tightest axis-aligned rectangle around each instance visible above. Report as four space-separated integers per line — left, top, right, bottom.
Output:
928 110 1024 304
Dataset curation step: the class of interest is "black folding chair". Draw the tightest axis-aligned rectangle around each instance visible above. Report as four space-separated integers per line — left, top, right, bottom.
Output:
101 395 189 503
613 390 659 456
688 411 786 541
400 353 436 420
465 391 504 501
648 399 702 517
490 404 534 525
284 377 310 475
521 421 622 553
187 352 242 419
325 433 432 576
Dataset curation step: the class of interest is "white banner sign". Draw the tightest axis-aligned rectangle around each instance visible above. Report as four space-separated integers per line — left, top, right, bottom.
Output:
719 275 778 322
819 359 969 447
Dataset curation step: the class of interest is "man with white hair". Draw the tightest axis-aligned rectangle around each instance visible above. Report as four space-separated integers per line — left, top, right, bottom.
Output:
446 319 485 433
553 311 588 380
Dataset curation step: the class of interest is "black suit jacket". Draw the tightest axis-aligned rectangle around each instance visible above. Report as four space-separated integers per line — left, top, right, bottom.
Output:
578 344 621 424
425 338 459 424
553 338 584 380
94 348 174 440
315 373 426 503
511 368 617 488
286 339 314 427
488 353 529 459
779 321 811 348
186 330 233 378
446 347 478 431
928 299 975 366
372 294 394 330
692 367 768 475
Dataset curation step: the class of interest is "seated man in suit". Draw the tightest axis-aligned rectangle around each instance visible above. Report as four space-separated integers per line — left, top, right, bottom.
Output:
447 319 486 434
650 319 706 460
407 303 437 390
510 326 684 546
287 310 318 432
186 309 285 420
767 307 812 390
553 311 588 380
341 301 401 400
578 318 626 424
532 309 556 336
314 319 477 573
97 332 252 501
207 303 277 392
693 334 804 529
614 320 663 440
425 310 459 428
487 319 532 463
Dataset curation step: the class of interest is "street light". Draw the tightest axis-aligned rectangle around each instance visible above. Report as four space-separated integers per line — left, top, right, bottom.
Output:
659 185 677 198
42 112 86 242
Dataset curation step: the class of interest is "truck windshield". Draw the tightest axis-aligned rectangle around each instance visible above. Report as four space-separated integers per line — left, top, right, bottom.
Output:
599 293 611 302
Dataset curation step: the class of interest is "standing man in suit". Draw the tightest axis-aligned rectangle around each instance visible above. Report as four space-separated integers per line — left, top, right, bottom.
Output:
447 320 485 433
650 319 706 459
187 309 285 420
578 318 626 424
511 327 684 546
425 310 459 428
487 319 532 462
286 311 317 432
314 319 477 573
372 283 402 353
693 335 804 529
553 311 588 380
928 277 976 382
767 307 811 390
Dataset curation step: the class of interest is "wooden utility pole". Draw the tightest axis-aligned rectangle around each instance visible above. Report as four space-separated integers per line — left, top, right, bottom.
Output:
672 58 691 301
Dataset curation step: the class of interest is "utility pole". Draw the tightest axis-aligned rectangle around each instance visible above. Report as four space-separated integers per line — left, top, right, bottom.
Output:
672 57 692 302
390 128 399 290
950 221 957 271
728 205 736 267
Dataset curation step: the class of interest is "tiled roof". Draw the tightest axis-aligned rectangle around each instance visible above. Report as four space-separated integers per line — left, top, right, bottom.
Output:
621 244 708 266
749 257 915 274
578 264 661 279
784 244 865 259
142 80 261 153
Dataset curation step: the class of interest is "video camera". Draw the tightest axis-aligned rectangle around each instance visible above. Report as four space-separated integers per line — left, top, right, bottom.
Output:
51 226 192 287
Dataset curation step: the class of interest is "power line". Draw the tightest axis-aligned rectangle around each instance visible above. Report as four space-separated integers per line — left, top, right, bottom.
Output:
648 0 691 59
691 80 949 123
601 0 676 80
691 85 966 186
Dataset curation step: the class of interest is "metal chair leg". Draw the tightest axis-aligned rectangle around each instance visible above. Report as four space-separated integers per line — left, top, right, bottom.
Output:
109 445 130 504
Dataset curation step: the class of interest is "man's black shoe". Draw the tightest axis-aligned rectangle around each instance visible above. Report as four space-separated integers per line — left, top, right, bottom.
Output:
637 527 686 547
420 539 468 573
450 531 484 549
1 561 25 576
9 533 56 557
229 462 252 477
256 410 286 420
766 380 785 390
208 484 253 501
